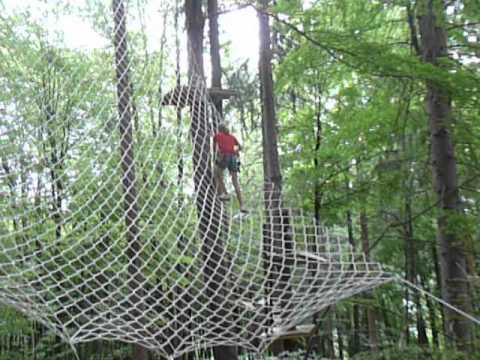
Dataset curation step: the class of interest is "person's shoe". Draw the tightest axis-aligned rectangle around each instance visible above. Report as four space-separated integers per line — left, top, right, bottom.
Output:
219 194 230 201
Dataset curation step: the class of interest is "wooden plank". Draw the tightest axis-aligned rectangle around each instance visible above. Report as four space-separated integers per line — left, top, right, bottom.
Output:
208 87 239 99
296 250 328 263
267 324 315 339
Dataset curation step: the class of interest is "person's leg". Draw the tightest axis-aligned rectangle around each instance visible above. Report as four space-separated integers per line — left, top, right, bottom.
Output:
214 154 228 197
214 165 227 196
230 171 246 211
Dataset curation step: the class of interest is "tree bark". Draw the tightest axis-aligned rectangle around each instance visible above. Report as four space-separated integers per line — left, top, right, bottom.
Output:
417 0 473 352
112 1 147 359
258 0 282 201
360 209 379 352
185 2 235 360
258 1 292 354
312 84 334 359
336 312 345 360
346 208 361 356
404 186 429 346
422 275 440 348
208 0 223 116
207 3 239 358
185 1 204 79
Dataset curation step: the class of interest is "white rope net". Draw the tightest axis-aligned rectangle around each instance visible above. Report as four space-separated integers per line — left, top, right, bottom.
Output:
0 1 391 358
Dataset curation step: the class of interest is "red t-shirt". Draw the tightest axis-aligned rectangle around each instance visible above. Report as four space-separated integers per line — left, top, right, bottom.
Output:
214 132 239 155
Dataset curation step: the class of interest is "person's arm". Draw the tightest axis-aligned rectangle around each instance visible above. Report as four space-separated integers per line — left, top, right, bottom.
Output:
213 134 218 159
234 136 242 153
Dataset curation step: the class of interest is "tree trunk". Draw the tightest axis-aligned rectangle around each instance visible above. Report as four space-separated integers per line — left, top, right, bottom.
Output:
207 2 239 358
185 0 204 79
346 208 361 356
175 0 183 202
258 1 292 354
112 1 147 359
430 237 446 341
336 311 345 360
208 0 223 115
312 85 334 359
404 194 429 346
422 275 440 348
360 209 379 352
258 0 282 201
417 1 473 352
185 2 235 360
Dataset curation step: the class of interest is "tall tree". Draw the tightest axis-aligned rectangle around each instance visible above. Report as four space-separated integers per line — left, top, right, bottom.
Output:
417 0 473 352
112 1 147 359
360 209 379 351
208 0 223 115
184 2 235 360
208 0 238 358
258 0 282 202
258 0 293 355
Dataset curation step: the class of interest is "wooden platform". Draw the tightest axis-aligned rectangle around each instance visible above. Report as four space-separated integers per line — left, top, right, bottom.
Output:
270 324 316 339
161 86 238 107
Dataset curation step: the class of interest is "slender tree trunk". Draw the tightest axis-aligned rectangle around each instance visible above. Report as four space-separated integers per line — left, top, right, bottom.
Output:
156 8 168 131
404 195 429 346
422 275 440 348
379 295 390 342
431 241 447 343
346 208 361 356
173 5 186 354
312 85 334 358
400 94 429 347
175 0 183 205
360 209 379 351
112 1 147 359
336 312 345 360
418 1 473 352
313 85 322 226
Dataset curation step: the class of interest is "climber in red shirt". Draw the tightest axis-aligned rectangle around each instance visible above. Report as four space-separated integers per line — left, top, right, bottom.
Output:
213 123 247 213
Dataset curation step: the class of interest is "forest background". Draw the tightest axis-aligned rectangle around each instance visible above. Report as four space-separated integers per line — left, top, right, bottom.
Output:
0 0 479 359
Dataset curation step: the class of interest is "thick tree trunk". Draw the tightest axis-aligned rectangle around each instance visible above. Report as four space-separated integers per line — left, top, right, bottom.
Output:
207 3 238 358
258 0 282 201
418 1 473 352
185 3 235 360
185 1 204 79
258 2 292 354
208 0 223 115
112 1 147 359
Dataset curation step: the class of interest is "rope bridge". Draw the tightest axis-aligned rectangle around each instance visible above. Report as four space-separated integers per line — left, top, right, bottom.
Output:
0 2 392 358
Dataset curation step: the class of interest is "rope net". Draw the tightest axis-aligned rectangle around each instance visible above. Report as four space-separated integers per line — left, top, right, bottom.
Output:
0 1 391 358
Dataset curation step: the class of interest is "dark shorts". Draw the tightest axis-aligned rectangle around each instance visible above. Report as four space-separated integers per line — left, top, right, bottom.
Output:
216 153 239 172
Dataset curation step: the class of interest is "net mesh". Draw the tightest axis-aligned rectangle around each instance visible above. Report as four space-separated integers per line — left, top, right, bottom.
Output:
0 1 391 358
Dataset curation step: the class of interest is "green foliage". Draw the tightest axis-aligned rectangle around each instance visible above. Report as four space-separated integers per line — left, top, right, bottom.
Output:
353 346 478 360
0 307 31 335
0 0 480 359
